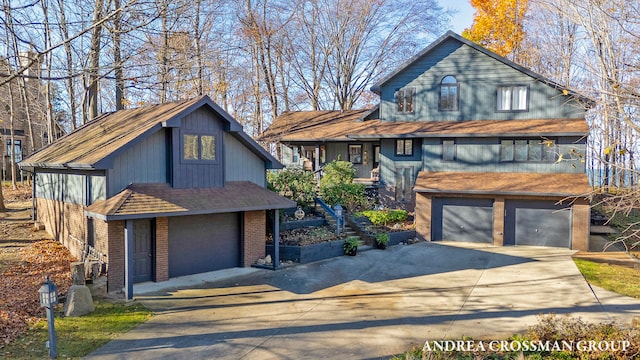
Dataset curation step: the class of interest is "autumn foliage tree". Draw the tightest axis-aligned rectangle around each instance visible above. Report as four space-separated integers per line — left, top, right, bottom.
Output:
463 0 529 59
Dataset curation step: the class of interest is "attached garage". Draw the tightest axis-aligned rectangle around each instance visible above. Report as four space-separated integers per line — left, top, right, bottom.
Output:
168 213 241 278
432 198 494 243
504 200 572 248
414 171 592 251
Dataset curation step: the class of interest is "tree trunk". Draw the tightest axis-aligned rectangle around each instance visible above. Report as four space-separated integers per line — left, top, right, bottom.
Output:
87 0 105 120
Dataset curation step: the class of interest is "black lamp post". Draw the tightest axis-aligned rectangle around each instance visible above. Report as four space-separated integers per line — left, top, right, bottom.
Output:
38 275 58 359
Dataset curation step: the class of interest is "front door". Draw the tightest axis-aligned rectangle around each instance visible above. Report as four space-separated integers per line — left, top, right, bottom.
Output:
133 219 153 283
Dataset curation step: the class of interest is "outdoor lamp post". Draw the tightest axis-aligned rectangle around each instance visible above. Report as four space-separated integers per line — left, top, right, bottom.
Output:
39 275 58 359
333 204 343 235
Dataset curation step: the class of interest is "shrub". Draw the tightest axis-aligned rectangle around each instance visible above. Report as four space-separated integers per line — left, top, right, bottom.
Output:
320 160 356 189
267 168 316 208
343 236 361 255
357 209 407 226
375 233 390 246
320 183 368 212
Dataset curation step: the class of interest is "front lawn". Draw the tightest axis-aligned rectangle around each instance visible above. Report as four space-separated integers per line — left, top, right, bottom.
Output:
1 300 151 359
573 258 640 299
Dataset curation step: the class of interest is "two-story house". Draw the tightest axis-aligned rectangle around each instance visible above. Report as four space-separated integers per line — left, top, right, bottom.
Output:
259 31 592 250
20 95 295 299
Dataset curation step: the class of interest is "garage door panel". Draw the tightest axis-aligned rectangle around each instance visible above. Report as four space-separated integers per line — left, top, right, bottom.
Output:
168 213 240 278
433 198 494 243
505 201 571 248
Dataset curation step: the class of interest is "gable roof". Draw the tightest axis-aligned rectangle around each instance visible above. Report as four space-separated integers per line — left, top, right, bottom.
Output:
414 171 591 198
20 95 282 170
371 31 593 106
257 108 375 143
85 181 296 220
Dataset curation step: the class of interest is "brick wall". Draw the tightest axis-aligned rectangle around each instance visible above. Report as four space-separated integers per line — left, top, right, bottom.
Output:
36 198 86 259
155 217 169 281
378 186 416 212
571 200 591 251
106 221 125 293
243 211 266 266
492 197 505 246
92 217 110 265
415 193 431 241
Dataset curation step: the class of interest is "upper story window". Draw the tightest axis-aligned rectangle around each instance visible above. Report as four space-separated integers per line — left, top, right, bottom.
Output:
395 139 413 156
183 134 216 161
349 144 362 164
500 138 556 162
396 87 415 113
497 85 528 111
439 75 458 111
6 139 22 162
442 139 456 161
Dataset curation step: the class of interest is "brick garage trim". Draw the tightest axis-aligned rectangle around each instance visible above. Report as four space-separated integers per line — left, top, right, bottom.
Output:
155 217 169 281
243 211 266 266
106 220 125 293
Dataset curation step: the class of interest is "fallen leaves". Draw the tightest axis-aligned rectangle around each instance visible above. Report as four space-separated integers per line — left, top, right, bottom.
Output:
0 240 75 345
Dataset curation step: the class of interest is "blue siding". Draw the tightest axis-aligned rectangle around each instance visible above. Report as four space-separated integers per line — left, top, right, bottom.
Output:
421 137 586 173
108 129 167 196
325 142 377 178
172 108 224 188
379 38 586 122
224 133 267 187
36 173 85 205
379 139 421 187
90 176 106 203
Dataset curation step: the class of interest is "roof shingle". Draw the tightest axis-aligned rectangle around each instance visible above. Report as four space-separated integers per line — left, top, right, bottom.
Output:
260 111 588 143
85 182 296 220
414 171 591 198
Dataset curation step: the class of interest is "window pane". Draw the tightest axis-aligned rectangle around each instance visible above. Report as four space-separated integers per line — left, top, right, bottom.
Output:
513 86 527 110
405 88 414 112
501 140 514 161
443 140 455 161
440 87 449 109
201 135 216 160
497 87 511 110
514 140 528 161
184 134 199 160
529 140 542 161
404 139 413 155
396 140 404 155
396 90 404 112
543 140 557 161
349 145 362 163
442 75 457 84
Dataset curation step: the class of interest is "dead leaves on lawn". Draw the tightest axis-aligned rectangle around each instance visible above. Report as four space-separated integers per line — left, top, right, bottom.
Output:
0 240 74 345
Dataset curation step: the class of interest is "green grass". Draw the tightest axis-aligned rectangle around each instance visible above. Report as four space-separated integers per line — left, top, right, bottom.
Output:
1 300 152 359
574 258 640 299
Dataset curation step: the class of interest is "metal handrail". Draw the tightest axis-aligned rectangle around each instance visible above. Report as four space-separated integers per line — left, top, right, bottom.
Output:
314 197 344 234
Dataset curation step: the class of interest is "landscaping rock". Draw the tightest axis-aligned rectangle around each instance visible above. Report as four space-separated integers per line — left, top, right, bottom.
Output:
64 285 95 317
265 254 272 265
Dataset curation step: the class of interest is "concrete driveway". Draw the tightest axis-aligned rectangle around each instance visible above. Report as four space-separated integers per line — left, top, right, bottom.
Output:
86 242 640 359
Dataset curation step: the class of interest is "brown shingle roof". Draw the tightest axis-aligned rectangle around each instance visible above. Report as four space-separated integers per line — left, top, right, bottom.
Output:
258 109 374 142
21 97 205 169
20 95 282 170
259 110 588 143
85 182 296 220
414 171 591 197
349 118 589 138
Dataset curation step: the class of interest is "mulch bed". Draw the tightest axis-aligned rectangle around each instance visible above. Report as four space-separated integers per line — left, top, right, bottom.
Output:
267 225 347 246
